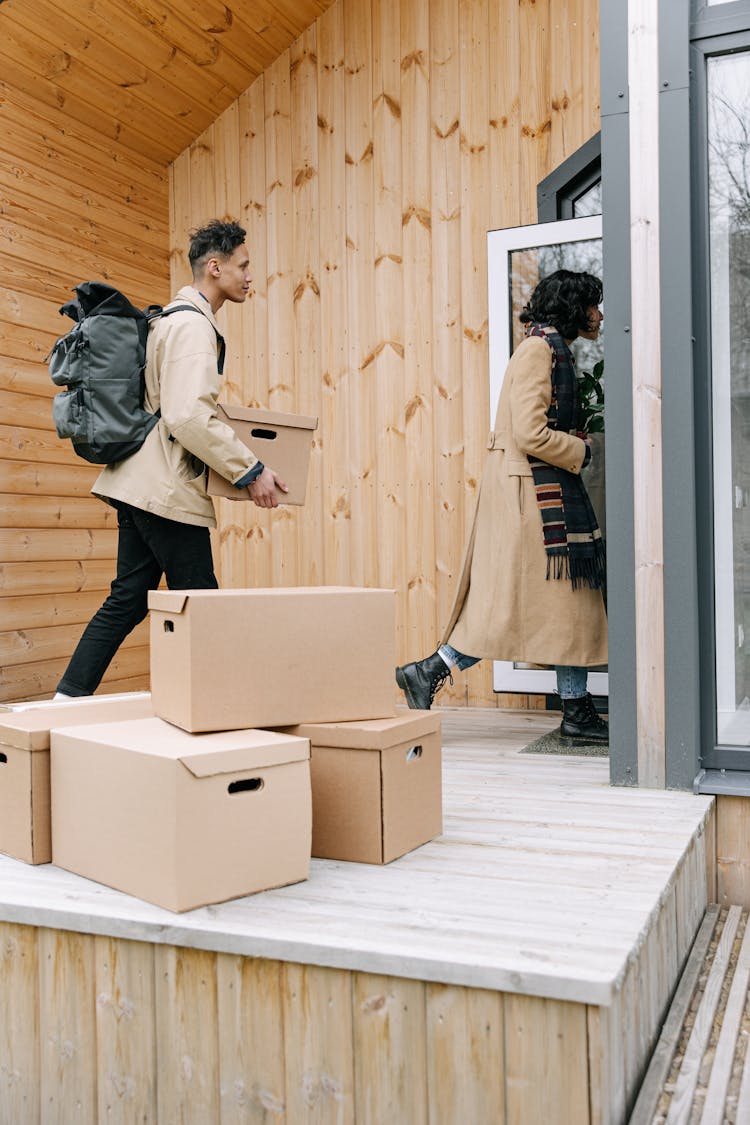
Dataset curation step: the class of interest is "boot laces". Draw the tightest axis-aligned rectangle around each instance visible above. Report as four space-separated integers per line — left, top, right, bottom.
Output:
429 664 453 706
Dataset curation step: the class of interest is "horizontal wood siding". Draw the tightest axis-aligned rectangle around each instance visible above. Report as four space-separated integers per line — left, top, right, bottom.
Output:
0 83 170 702
172 0 600 708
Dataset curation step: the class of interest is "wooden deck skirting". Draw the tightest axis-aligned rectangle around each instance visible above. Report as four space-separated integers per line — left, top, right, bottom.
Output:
630 903 750 1124
0 710 715 1123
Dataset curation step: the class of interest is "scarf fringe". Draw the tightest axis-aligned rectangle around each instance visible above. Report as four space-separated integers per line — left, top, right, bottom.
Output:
545 545 607 590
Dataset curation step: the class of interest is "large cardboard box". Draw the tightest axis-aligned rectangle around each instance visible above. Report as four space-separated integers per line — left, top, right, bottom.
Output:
280 710 443 864
149 587 397 733
51 717 311 912
207 404 318 504
0 694 154 865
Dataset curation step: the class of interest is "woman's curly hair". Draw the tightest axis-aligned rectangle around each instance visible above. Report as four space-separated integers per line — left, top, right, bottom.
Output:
519 269 603 340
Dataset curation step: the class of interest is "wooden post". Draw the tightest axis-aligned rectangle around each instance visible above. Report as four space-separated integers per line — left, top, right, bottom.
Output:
629 0 666 786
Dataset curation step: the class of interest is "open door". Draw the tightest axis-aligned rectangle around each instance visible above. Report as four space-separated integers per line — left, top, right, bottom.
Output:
486 215 608 697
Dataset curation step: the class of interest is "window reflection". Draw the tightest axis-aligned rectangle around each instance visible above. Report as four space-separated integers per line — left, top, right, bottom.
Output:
708 53 750 744
507 237 606 542
573 181 602 218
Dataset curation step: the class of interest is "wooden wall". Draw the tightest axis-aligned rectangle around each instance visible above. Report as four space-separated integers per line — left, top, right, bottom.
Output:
1 0 599 707
0 922 639 1123
0 85 170 702
171 0 601 708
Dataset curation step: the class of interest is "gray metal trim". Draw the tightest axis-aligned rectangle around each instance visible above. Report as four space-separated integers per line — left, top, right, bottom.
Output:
692 38 722 769
692 3 750 40
695 768 750 796
659 1 702 789
537 132 602 222
600 0 638 785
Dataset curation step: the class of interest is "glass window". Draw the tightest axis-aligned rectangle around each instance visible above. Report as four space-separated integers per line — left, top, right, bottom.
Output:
708 51 750 744
573 181 602 218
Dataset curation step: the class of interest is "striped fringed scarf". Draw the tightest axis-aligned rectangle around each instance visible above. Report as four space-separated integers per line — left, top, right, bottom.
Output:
526 324 606 591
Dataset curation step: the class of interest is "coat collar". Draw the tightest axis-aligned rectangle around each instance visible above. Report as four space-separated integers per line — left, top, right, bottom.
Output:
170 285 222 336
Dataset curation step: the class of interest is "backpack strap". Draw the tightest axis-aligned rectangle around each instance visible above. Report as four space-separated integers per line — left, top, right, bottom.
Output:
156 304 226 375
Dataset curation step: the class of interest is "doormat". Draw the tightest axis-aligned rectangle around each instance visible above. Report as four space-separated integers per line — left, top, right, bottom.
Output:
521 727 609 757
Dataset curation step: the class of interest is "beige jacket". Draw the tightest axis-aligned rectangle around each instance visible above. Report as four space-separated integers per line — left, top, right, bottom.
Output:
442 334 608 667
93 287 259 527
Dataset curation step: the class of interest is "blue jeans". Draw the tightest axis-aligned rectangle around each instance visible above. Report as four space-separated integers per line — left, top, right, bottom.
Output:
438 644 588 699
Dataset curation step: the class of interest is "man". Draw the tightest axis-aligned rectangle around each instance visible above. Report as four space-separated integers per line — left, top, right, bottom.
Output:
55 219 286 699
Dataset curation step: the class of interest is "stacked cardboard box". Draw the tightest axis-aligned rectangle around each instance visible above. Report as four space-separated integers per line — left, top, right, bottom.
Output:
2 585 443 912
0 694 154 864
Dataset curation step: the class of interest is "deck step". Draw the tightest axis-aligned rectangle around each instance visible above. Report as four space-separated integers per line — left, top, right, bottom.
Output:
629 903 750 1124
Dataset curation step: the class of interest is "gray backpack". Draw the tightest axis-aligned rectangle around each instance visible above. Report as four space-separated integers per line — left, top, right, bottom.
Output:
48 281 224 465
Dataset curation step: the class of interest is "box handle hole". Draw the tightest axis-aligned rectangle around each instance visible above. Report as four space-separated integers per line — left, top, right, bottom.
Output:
250 428 277 440
406 744 423 761
0 753 6 764
228 777 264 795
163 620 174 633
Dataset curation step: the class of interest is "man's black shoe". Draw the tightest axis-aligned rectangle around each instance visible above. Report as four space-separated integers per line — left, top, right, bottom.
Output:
395 652 453 710
560 693 609 742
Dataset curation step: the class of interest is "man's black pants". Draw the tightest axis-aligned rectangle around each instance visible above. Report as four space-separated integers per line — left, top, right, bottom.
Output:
57 502 218 697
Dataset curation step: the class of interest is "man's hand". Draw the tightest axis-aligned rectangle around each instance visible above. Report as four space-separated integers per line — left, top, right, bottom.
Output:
247 467 289 508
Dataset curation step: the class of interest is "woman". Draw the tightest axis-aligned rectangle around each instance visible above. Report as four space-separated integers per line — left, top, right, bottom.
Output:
396 269 608 742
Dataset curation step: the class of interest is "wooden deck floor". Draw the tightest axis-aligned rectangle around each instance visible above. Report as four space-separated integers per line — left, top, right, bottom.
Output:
0 708 712 1006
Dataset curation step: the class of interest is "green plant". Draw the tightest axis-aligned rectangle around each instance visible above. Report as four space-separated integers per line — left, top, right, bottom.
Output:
577 360 604 435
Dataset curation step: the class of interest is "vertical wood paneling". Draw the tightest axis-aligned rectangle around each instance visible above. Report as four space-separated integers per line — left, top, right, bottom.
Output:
716 795 750 909
425 983 505 1124
318 1 352 586
518 0 551 226
549 0 584 169
292 26 325 588
94 936 157 1123
504 994 590 1124
352 973 427 1123
216 954 286 1122
458 0 495 707
0 922 40 1123
38 927 98 1121
373 0 406 659
239 76 273 589
6 911 715 1125
402 0 436 664
169 0 601 711
265 51 300 588
214 102 250 591
282 962 355 1123
430 0 465 704
344 0 378 589
154 945 220 1124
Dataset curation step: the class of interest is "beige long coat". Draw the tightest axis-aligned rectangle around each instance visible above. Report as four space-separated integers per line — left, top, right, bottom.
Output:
442 334 608 667
93 287 260 527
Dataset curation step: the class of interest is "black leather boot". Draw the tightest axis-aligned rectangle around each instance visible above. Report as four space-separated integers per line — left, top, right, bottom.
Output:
395 652 453 710
560 693 609 742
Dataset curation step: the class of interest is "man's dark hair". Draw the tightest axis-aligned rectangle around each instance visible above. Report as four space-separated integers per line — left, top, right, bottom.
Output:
188 219 247 275
519 269 603 340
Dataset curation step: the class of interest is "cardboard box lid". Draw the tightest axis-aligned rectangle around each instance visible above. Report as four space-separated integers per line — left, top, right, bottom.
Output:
218 403 318 431
148 586 395 614
282 709 440 750
0 696 154 752
51 717 310 777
